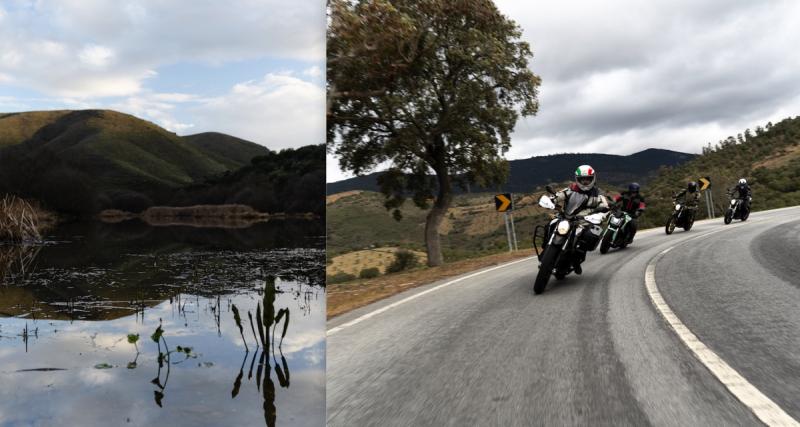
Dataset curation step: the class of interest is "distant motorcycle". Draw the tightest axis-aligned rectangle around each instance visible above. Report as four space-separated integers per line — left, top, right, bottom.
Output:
599 207 633 254
724 192 750 224
665 197 694 235
532 186 607 294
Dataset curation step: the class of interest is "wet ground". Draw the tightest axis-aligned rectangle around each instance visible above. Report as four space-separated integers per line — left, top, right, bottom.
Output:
0 219 325 426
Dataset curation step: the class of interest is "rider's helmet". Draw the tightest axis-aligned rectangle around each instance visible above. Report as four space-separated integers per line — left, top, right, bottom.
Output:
628 182 640 193
687 181 698 192
738 178 747 185
574 165 596 191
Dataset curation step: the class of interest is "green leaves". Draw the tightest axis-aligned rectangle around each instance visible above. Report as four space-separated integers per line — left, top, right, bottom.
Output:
127 333 139 345
94 363 113 369
150 325 163 344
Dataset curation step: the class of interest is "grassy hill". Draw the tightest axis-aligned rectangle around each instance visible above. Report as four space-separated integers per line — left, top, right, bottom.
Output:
326 148 695 194
184 132 270 169
0 110 286 215
637 116 800 228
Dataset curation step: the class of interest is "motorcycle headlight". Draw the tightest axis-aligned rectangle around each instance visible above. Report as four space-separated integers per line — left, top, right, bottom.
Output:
556 220 571 235
675 204 681 211
730 200 736 206
610 216 621 225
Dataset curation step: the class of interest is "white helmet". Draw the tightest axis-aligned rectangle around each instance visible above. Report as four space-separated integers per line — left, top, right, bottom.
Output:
738 178 747 185
574 164 596 191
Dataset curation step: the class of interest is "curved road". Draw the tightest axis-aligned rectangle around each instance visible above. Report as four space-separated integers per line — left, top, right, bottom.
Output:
327 206 800 426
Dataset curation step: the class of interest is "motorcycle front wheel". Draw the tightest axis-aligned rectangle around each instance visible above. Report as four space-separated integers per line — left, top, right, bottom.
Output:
665 215 676 235
684 214 694 231
724 209 732 225
534 245 560 294
599 232 613 254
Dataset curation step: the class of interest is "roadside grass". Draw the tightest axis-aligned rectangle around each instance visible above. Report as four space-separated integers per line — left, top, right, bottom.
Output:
327 249 534 318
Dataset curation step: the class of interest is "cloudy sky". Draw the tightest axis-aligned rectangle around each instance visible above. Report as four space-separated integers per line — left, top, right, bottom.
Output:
327 0 800 182
0 0 325 150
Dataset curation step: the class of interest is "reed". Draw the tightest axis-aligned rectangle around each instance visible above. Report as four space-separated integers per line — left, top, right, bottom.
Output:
0 195 53 242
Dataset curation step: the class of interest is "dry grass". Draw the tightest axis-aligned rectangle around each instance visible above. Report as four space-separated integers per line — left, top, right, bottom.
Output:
752 143 800 169
327 190 362 205
327 249 534 318
99 204 277 228
0 195 55 242
327 247 427 276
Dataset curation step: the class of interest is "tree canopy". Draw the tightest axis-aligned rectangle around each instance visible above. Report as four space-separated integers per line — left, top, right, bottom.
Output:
328 0 540 266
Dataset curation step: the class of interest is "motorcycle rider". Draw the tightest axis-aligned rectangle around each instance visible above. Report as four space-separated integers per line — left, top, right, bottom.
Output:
673 181 700 221
728 178 752 216
550 164 609 274
612 182 646 243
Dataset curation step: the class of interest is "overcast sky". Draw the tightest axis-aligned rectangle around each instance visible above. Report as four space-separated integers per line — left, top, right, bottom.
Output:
0 0 325 150
327 0 800 182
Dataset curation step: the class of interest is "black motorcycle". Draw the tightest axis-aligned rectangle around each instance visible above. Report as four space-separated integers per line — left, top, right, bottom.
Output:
724 192 750 224
532 186 607 294
665 197 694 235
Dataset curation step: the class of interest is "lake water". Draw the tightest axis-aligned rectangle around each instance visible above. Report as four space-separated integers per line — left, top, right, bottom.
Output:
0 219 325 427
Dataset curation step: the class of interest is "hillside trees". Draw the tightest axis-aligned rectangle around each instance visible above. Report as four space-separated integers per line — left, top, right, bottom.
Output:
328 0 540 266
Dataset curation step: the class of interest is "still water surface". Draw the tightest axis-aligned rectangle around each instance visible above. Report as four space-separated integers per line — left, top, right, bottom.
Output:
0 220 325 426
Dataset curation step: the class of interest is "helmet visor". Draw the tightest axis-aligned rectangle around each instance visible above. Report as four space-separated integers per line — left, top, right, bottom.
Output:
577 176 594 186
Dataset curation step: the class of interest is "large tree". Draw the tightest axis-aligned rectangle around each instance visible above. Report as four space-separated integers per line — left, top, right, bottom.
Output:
328 0 540 266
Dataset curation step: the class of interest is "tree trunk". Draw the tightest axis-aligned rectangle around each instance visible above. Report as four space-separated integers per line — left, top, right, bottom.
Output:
424 168 452 267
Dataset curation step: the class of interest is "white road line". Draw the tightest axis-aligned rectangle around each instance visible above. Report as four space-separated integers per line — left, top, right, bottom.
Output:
328 256 534 335
645 224 800 427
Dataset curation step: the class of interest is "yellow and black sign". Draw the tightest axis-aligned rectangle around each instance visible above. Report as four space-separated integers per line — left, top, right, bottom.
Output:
495 193 512 212
699 176 711 191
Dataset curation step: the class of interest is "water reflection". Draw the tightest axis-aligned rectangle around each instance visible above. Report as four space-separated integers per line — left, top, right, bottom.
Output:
0 219 325 426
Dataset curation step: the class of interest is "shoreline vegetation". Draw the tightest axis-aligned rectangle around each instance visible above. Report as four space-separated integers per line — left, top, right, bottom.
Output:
99 204 317 228
0 195 56 242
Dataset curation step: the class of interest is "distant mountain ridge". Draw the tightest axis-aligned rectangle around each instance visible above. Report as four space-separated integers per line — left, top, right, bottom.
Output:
327 148 696 195
0 109 276 214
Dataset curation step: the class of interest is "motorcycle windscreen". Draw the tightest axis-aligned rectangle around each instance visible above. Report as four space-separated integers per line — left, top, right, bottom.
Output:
565 192 589 217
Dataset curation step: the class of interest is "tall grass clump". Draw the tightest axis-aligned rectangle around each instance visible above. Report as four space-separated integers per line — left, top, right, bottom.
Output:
0 195 52 242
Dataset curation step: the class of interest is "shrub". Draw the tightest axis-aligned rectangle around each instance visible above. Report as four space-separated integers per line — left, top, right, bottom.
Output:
359 267 380 279
327 272 356 284
386 250 419 273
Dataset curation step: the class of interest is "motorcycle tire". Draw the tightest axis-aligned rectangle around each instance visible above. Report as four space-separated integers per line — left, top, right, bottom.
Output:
665 215 676 235
599 232 612 254
742 209 750 221
534 245 559 294
724 210 732 225
684 218 694 231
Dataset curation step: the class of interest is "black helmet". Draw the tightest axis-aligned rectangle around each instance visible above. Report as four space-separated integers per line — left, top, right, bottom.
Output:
628 182 640 193
687 181 697 192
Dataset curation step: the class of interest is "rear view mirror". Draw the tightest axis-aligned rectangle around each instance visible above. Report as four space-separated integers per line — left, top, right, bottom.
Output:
538 195 555 210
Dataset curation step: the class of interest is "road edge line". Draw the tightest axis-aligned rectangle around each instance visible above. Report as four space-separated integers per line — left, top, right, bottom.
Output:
328 256 534 335
645 230 800 427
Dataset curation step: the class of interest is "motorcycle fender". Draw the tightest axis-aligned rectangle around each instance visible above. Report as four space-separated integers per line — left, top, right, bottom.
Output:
551 233 567 247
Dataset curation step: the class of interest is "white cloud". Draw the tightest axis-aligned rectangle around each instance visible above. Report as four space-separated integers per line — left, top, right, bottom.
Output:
189 73 325 149
489 0 800 157
0 1 325 98
78 44 115 67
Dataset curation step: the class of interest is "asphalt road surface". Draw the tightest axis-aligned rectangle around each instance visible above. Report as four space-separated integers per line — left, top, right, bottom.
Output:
327 206 800 426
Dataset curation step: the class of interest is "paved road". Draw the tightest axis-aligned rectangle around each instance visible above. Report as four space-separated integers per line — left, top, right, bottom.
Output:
327 206 800 426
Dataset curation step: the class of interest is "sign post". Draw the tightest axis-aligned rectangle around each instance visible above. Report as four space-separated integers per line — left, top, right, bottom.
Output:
698 177 713 218
495 193 517 251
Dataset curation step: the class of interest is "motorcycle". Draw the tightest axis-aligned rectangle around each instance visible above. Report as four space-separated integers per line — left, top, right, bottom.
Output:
599 206 633 254
724 192 750 224
532 186 607 294
665 197 694 235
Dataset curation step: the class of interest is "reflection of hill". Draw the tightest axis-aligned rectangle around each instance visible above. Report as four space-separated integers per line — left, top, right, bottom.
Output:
0 220 324 320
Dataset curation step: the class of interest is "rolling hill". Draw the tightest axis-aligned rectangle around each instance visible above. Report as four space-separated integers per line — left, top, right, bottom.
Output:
326 148 695 194
184 132 270 169
0 109 284 214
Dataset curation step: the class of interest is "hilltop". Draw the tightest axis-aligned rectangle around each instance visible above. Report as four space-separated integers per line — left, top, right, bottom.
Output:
0 109 321 216
326 148 695 194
